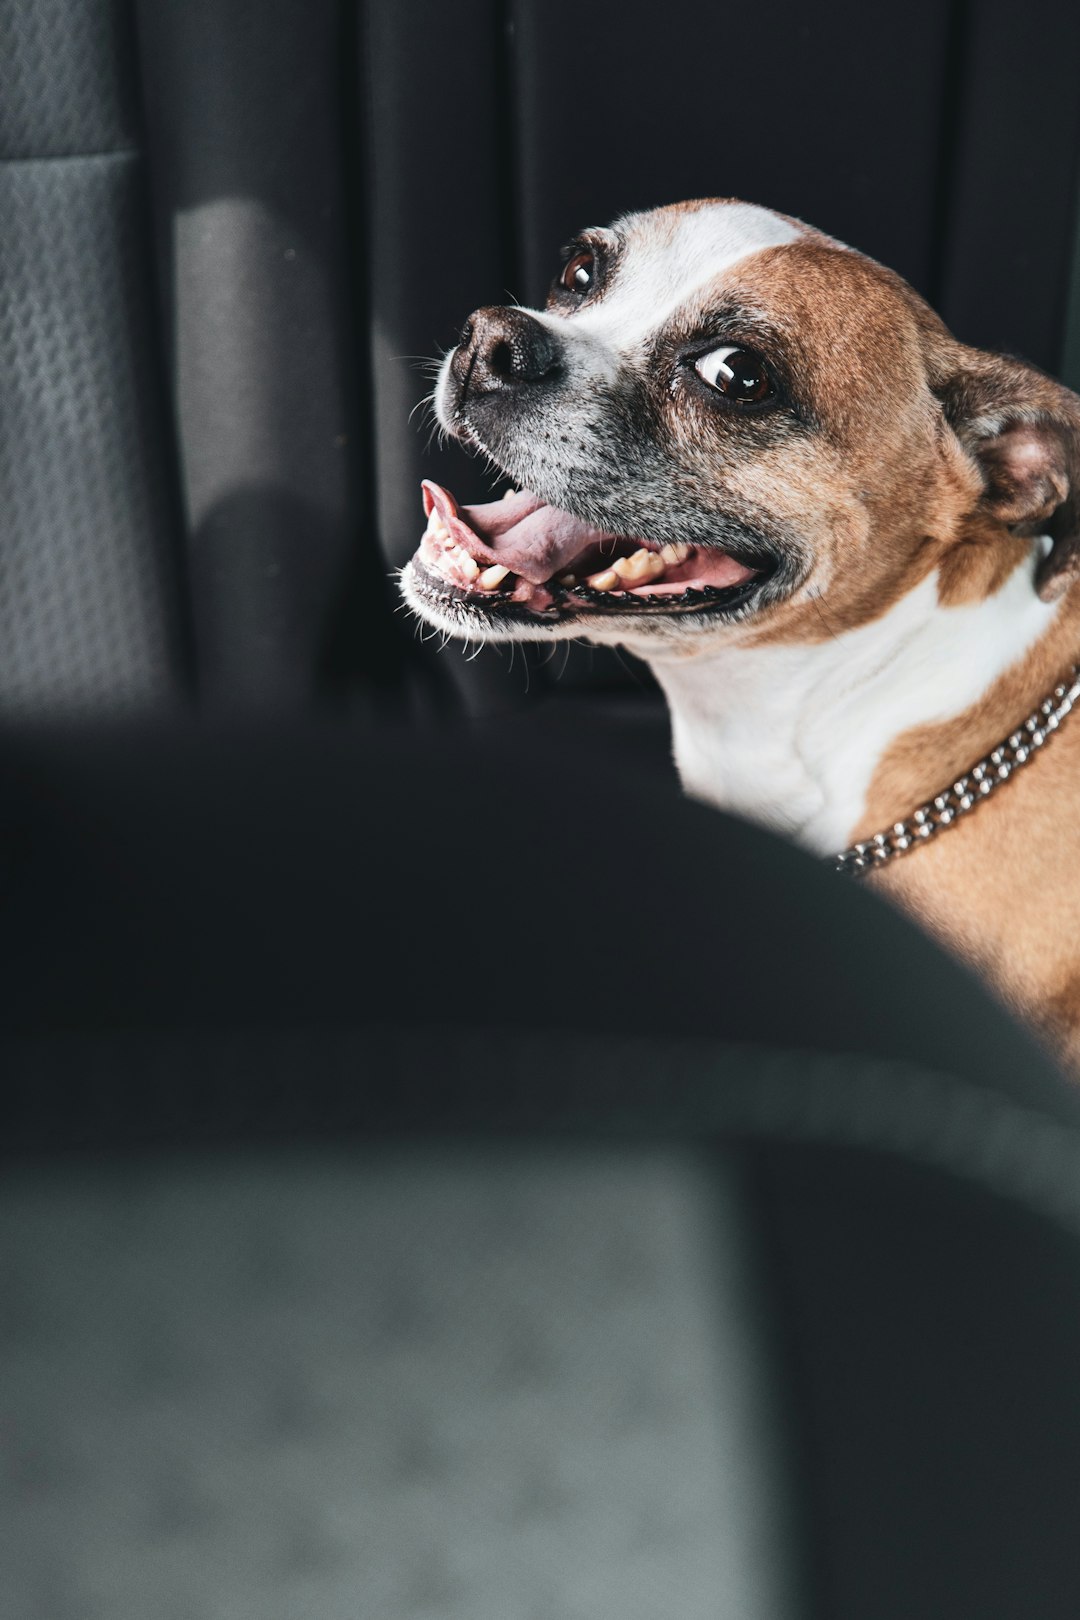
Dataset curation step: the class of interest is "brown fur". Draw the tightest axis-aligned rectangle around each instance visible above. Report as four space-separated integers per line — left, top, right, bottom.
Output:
662 232 1080 1068
856 589 1080 1069
663 231 1080 1069
701 240 995 644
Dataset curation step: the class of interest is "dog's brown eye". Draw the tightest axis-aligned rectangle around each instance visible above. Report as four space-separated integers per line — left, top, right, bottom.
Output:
695 345 774 404
561 250 595 294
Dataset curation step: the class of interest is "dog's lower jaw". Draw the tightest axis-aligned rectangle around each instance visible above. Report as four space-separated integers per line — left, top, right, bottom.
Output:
643 550 1060 860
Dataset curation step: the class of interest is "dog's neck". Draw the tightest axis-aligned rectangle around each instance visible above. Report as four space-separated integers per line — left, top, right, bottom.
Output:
645 544 1061 857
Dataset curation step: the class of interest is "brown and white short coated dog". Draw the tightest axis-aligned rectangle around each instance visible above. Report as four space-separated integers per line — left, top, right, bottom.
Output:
401 198 1080 1072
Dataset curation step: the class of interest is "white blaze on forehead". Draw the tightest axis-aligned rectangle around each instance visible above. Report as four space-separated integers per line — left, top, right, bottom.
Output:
536 201 805 359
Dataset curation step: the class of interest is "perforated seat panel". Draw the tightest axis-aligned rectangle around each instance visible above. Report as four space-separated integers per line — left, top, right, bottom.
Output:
0 0 185 716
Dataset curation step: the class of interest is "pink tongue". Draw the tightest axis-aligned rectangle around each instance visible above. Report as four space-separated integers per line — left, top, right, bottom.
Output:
422 480 616 585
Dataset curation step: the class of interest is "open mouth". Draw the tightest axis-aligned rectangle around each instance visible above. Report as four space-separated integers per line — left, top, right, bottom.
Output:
411 481 772 621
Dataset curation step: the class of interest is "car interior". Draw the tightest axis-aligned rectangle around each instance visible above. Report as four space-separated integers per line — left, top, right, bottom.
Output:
5 1 1080 1615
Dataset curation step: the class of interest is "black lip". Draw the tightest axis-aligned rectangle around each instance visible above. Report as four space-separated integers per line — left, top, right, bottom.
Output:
410 556 773 626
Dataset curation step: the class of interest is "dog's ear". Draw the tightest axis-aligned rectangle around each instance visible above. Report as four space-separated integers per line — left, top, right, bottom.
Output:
930 344 1080 602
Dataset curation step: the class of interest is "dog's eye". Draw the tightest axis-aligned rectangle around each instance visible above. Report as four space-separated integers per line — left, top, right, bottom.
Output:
695 346 774 405
561 250 595 294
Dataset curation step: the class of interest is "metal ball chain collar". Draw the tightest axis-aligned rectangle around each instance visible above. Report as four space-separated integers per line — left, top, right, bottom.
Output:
834 664 1080 877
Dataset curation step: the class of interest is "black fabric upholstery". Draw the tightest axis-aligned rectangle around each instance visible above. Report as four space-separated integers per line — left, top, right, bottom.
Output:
937 0 1080 368
136 0 412 714
756 1140 1080 1620
2 711 1074 1133
4 1 1080 716
509 0 953 307
0 0 186 718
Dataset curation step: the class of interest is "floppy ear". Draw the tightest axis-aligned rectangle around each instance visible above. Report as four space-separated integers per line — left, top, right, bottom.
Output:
931 345 1080 602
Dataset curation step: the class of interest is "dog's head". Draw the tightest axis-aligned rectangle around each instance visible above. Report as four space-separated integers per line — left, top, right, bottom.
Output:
402 198 1080 657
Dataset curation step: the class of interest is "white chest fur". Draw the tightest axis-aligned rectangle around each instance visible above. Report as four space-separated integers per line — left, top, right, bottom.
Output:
646 556 1059 856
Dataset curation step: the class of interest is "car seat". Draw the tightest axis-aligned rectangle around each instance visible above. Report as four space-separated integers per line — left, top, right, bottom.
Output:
4 1 1080 1614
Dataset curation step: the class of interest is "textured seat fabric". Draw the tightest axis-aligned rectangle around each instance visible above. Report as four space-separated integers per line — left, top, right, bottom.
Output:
7 0 1080 718
9 1107 1080 1620
0 1146 804 1620
0 0 186 716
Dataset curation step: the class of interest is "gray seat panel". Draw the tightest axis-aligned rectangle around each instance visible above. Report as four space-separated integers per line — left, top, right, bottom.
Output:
0 1146 800 1620
0 0 137 159
0 157 185 714
0 0 186 715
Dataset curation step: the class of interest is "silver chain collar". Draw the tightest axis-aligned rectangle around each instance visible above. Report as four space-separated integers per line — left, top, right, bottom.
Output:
834 663 1080 877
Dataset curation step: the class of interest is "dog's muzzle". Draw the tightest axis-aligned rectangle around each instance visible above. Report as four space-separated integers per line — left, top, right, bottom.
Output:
411 304 779 629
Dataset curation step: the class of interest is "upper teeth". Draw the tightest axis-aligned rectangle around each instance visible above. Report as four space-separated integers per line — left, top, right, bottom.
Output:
585 546 674 591
586 568 620 592
660 541 691 565
612 548 665 584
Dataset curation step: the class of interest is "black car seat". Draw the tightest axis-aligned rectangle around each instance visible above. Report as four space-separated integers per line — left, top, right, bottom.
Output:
4 1 1080 1615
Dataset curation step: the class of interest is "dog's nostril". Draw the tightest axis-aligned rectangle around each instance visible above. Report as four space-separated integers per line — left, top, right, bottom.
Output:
488 338 516 378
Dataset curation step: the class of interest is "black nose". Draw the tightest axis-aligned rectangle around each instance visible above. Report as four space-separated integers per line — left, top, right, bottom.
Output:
458 306 563 393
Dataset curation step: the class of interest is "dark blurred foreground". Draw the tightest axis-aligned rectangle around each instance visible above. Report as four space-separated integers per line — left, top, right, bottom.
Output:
4 712 1080 1618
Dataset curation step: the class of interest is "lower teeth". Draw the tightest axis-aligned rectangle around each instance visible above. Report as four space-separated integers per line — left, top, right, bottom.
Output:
478 564 510 590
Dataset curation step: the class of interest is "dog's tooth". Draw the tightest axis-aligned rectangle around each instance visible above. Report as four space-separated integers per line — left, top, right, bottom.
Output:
458 553 480 581
478 564 510 590
586 568 619 591
558 573 577 586
502 487 518 500
614 550 664 584
660 541 691 565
